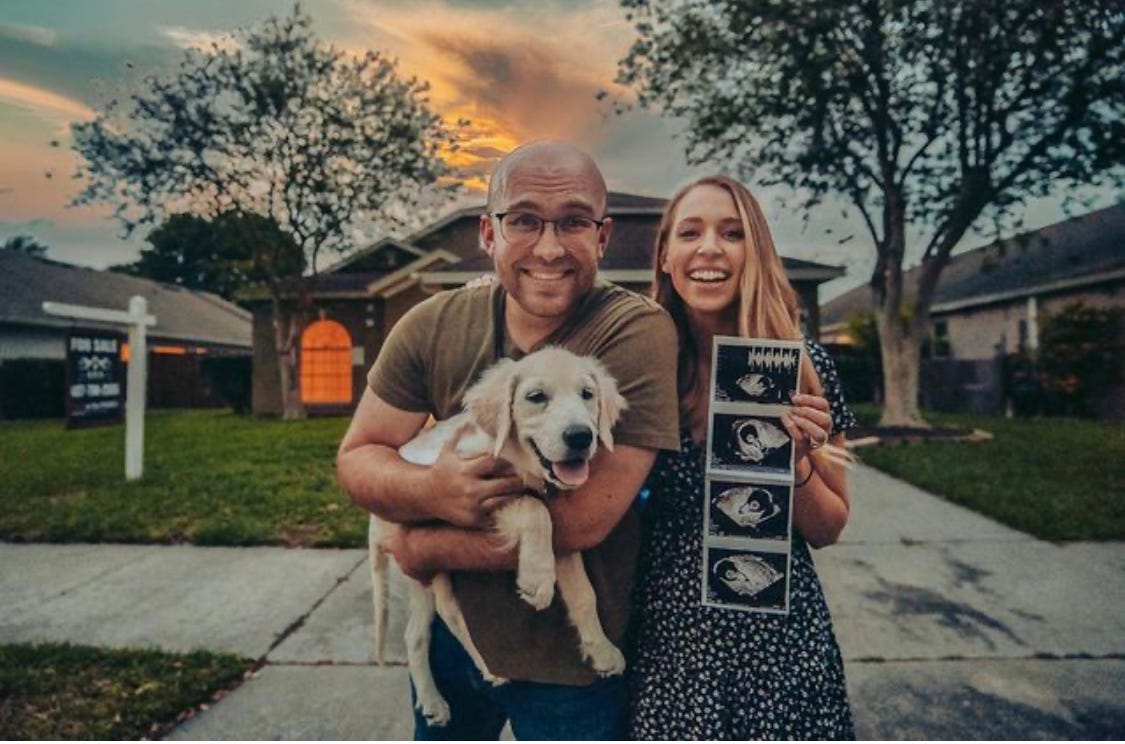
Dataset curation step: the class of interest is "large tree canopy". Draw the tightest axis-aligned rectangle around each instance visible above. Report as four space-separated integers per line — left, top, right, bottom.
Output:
112 212 301 301
70 5 458 418
618 0 1124 425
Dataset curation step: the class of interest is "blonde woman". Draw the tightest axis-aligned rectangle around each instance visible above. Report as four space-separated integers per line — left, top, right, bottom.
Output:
629 176 856 739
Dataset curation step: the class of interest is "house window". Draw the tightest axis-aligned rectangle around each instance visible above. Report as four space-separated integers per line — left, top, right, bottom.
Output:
1018 319 1028 351
300 320 352 405
932 319 950 357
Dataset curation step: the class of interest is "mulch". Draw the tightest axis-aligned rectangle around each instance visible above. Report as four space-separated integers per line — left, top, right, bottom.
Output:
845 424 993 448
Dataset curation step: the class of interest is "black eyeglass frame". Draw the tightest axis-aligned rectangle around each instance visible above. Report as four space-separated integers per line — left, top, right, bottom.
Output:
489 211 606 243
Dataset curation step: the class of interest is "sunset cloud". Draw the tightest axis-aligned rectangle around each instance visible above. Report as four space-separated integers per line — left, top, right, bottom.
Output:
0 76 95 124
331 0 635 191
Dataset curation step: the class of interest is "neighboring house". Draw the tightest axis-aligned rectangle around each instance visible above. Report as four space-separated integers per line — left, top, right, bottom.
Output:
0 250 252 417
820 203 1125 415
246 192 847 416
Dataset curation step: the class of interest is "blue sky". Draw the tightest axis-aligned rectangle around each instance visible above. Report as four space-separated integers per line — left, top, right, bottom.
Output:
0 0 1117 301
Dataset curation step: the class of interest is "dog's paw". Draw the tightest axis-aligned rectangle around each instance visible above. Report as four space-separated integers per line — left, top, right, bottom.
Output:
581 637 626 677
416 694 451 727
516 563 556 611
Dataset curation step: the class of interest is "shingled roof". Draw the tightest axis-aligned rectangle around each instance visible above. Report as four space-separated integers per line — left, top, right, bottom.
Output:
821 202 1125 327
291 190 844 297
0 251 251 350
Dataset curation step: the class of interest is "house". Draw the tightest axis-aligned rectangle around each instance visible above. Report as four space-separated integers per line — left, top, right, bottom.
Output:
0 250 252 418
247 192 847 417
820 202 1125 415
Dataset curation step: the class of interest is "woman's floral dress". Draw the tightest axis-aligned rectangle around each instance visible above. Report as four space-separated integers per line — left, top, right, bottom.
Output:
629 340 858 740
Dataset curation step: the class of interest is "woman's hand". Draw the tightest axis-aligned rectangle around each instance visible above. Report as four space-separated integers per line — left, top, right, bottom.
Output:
781 393 833 464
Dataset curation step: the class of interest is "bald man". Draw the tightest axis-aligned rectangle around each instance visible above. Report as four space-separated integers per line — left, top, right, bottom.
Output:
337 141 680 740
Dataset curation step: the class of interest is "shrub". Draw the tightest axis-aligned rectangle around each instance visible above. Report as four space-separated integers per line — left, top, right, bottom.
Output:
200 356 252 414
0 359 65 419
1038 302 1124 416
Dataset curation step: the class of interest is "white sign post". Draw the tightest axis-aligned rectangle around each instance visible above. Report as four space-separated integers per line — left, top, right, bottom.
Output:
43 295 157 481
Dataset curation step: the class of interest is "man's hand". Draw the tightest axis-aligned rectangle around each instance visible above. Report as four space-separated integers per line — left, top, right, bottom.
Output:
380 526 436 584
428 422 525 528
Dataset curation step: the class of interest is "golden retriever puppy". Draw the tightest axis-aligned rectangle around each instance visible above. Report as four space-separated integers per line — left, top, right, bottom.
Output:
369 346 628 726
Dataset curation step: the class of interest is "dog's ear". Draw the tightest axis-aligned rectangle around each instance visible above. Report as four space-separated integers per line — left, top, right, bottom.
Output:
589 358 628 451
463 359 519 457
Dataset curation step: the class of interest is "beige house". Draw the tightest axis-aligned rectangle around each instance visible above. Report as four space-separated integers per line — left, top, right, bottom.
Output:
820 202 1125 416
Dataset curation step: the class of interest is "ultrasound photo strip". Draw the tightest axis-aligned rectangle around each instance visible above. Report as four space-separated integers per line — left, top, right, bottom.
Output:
706 409 795 480
705 477 793 543
702 543 791 614
712 336 803 406
701 337 806 615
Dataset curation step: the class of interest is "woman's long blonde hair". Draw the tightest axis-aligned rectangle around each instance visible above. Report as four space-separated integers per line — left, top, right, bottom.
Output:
652 175 850 463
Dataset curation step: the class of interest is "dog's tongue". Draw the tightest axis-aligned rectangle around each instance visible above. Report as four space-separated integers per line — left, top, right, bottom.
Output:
552 460 590 487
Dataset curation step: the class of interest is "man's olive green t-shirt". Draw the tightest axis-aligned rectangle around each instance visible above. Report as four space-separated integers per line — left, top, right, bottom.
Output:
367 278 681 685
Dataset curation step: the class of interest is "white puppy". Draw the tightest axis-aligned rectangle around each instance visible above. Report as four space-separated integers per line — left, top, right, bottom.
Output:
369 346 628 726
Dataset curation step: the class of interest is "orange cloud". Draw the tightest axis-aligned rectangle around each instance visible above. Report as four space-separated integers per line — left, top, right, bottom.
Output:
0 77 96 125
333 0 634 192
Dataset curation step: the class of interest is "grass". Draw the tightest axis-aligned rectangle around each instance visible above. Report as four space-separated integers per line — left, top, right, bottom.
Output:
2 407 1121 545
0 410 366 548
0 642 251 739
851 404 1125 541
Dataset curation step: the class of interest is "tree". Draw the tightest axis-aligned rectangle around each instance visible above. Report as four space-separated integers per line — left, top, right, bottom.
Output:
113 212 301 301
71 5 457 418
2 235 49 258
617 0 1124 426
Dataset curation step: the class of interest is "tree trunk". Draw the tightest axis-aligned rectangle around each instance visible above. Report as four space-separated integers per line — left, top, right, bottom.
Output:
270 290 307 421
876 305 928 428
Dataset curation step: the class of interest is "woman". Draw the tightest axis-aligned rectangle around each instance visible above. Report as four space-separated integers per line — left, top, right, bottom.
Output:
629 175 856 740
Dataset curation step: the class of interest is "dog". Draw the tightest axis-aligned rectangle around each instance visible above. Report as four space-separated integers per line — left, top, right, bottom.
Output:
369 346 629 726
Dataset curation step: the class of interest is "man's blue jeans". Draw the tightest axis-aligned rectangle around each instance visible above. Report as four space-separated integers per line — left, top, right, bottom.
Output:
410 617 626 740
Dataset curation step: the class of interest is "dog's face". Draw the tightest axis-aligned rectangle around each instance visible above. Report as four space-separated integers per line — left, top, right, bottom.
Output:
462 347 627 490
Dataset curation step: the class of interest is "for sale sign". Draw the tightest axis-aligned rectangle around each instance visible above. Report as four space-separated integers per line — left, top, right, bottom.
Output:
66 329 125 427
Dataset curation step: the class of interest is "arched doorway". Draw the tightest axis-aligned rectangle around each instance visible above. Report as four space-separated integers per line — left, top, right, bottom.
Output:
300 319 352 405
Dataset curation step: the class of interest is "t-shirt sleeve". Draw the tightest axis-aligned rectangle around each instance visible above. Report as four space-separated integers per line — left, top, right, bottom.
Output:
805 339 857 434
595 308 682 452
366 300 435 413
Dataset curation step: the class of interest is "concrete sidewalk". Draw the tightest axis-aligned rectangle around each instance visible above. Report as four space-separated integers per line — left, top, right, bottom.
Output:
2 464 1123 739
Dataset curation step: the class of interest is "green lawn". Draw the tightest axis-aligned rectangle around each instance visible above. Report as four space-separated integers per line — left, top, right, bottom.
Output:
851 405 1125 541
0 410 365 547
2 408 1121 546
0 643 250 739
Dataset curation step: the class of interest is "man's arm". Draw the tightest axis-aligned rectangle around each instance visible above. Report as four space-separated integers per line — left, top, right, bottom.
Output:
337 387 526 527
385 443 657 581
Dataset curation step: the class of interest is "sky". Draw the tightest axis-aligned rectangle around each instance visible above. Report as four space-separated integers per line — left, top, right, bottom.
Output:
0 0 1118 301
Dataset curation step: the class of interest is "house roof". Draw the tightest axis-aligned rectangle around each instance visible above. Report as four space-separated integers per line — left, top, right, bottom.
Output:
287 190 846 298
821 202 1125 327
325 191 672 277
0 251 252 350
417 254 844 287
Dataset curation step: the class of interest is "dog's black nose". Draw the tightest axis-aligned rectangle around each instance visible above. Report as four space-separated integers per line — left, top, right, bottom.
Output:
563 425 594 451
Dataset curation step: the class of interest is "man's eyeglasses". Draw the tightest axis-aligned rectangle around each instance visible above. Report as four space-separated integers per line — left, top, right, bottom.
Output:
491 211 605 247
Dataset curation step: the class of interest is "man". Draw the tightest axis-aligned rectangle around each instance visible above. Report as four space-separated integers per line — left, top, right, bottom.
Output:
337 141 680 740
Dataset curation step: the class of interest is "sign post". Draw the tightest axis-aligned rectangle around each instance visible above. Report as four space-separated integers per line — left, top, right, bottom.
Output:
43 295 156 481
